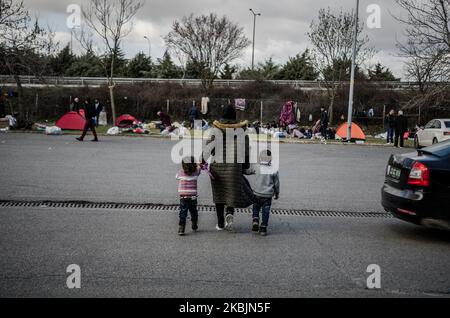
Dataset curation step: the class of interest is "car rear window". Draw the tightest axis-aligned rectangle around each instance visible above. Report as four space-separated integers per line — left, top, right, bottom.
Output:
445 121 450 128
422 140 450 157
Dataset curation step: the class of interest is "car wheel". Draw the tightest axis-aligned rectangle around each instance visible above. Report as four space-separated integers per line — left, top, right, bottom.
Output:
414 136 421 149
432 138 438 145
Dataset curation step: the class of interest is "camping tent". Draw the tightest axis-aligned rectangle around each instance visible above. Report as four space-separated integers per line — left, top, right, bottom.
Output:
55 111 86 131
336 122 366 141
116 114 138 128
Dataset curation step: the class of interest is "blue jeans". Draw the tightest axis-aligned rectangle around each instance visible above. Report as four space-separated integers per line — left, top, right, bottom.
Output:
252 196 272 227
179 198 198 226
387 128 394 143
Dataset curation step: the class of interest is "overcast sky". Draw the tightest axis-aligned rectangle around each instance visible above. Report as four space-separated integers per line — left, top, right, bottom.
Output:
24 0 412 79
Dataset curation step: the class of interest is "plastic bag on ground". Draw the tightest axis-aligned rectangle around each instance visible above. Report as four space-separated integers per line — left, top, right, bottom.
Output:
46 126 63 135
107 127 120 135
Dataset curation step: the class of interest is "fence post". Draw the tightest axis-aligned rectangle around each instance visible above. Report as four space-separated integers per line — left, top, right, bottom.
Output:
167 99 170 114
260 101 264 124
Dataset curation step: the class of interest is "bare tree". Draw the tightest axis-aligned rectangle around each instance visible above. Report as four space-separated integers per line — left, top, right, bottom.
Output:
308 7 373 122
395 0 450 90
76 0 144 124
165 13 250 94
0 0 56 125
394 0 450 115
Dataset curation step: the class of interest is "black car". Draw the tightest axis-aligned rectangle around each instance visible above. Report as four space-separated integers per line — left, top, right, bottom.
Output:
381 140 450 230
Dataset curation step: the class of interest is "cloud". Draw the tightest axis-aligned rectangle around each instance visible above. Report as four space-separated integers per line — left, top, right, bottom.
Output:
22 0 412 78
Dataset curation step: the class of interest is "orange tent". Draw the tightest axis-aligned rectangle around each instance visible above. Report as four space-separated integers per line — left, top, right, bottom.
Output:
336 122 366 141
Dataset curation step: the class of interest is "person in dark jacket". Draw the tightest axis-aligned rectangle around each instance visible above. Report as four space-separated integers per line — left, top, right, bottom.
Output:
72 97 81 113
205 110 254 231
94 98 104 127
222 104 237 122
394 110 408 148
0 96 6 118
76 97 99 142
157 111 172 131
320 107 329 139
386 110 396 144
189 105 199 128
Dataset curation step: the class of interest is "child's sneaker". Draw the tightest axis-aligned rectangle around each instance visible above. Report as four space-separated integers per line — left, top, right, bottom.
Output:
178 225 186 236
225 214 234 231
252 219 260 233
259 226 268 236
192 222 198 232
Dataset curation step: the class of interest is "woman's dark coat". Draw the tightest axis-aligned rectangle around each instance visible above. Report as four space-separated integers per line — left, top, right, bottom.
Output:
207 120 254 209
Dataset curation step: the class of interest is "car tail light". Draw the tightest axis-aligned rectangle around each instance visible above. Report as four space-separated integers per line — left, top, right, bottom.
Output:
408 161 430 187
444 132 450 136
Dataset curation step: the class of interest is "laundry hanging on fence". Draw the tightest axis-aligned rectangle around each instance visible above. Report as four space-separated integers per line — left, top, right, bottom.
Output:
234 99 246 111
201 97 210 115
294 103 301 122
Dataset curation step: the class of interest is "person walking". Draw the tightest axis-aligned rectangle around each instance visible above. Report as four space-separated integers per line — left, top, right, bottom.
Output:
386 110 396 145
76 97 99 142
176 157 201 236
250 150 280 237
395 110 408 148
206 105 254 232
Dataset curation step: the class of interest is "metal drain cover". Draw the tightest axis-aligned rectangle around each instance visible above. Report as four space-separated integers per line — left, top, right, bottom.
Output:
0 200 392 219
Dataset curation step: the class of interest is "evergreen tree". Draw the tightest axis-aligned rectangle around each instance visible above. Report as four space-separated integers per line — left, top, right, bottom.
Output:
49 44 76 76
65 50 104 77
278 49 318 80
220 63 237 79
155 51 182 78
368 63 399 81
127 52 154 78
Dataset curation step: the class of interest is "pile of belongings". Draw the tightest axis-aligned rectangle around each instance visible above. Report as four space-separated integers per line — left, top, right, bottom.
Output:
0 118 9 132
161 122 190 138
107 122 151 136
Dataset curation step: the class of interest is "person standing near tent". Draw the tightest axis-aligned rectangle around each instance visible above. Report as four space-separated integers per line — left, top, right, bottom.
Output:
320 107 329 139
76 98 99 142
72 97 81 113
386 110 396 145
394 110 408 148
94 99 104 127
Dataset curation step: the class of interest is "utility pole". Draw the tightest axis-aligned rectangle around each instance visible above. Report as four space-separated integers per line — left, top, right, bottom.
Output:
249 9 261 70
144 36 151 58
347 0 360 142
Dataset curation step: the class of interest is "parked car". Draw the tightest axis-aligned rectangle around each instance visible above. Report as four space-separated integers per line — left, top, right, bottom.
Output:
381 140 450 230
414 119 450 149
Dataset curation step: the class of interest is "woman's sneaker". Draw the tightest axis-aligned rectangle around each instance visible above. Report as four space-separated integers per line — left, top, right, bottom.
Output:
178 225 186 236
216 225 225 231
225 214 234 231
259 226 268 237
252 219 260 233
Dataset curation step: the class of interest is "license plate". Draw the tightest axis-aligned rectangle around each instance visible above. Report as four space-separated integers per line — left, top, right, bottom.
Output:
387 165 401 180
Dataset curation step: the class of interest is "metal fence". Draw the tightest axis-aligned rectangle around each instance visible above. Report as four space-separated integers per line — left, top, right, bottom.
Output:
0 75 441 90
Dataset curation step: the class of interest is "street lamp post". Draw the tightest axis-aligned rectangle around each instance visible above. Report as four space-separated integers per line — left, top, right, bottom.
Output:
347 0 360 142
249 8 261 70
144 36 151 58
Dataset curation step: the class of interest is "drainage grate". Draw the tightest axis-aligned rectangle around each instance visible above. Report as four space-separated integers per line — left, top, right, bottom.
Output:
0 200 392 219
